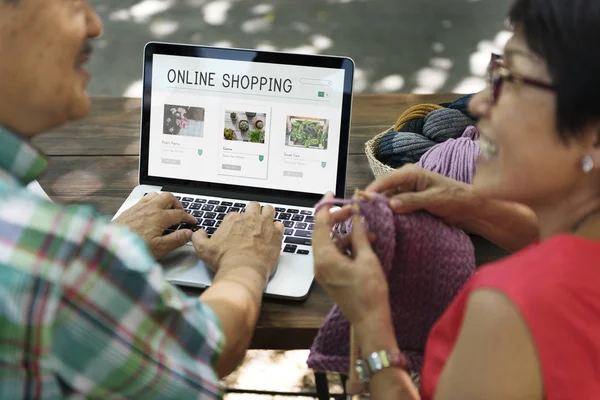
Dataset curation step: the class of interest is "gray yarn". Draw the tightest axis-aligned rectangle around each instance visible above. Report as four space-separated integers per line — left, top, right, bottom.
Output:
422 108 474 142
378 106 475 168
378 132 433 164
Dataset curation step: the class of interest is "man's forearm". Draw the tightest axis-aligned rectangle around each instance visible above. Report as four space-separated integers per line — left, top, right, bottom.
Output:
199 266 266 377
461 193 539 252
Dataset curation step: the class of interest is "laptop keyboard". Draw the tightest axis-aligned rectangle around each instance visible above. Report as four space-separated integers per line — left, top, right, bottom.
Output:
159 194 314 255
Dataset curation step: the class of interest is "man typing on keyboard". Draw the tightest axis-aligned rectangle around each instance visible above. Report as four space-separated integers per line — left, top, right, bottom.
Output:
0 1 283 398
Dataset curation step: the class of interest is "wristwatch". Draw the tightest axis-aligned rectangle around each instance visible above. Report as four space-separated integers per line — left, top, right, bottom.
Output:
355 349 409 385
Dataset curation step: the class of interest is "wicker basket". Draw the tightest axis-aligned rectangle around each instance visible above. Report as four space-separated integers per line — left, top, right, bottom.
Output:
364 103 447 179
365 125 396 179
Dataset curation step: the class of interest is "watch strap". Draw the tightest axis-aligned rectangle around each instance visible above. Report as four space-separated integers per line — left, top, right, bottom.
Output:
355 349 408 384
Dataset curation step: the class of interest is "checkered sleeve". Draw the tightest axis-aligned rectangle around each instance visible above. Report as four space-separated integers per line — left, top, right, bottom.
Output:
51 206 225 399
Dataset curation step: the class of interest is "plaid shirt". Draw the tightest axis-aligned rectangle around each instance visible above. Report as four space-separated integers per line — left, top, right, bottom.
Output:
0 127 224 399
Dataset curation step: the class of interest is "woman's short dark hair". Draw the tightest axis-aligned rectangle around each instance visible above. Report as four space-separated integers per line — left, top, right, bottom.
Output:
509 0 600 139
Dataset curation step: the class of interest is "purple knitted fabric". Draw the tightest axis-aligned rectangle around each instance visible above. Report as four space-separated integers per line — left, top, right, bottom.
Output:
307 126 480 375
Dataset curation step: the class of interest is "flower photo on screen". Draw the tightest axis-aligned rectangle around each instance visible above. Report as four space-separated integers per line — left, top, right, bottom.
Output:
163 104 205 137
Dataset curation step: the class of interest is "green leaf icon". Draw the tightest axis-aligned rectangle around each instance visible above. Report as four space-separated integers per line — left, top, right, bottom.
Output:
197 149 203 156
321 161 327 168
259 155 264 162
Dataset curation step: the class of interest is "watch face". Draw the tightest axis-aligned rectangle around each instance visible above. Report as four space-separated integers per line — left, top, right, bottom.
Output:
368 351 385 371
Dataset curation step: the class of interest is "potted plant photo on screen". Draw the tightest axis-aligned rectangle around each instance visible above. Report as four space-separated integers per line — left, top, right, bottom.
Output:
239 119 250 132
249 129 265 144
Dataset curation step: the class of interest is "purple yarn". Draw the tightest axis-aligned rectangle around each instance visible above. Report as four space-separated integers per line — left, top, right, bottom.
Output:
307 126 479 376
416 125 480 184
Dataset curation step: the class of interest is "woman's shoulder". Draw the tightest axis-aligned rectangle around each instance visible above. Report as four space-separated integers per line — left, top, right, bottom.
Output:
464 234 600 398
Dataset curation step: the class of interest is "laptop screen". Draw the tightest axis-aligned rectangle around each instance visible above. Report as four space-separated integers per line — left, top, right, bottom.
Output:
145 50 350 198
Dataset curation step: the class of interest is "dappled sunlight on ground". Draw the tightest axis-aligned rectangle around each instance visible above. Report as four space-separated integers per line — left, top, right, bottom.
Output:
89 0 515 98
222 350 345 398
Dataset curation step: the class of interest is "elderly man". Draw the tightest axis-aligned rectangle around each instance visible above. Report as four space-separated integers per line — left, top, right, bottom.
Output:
0 1 283 398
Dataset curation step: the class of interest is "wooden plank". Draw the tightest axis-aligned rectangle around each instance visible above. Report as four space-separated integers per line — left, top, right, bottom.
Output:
32 95 462 156
350 93 460 126
39 154 376 214
32 98 143 156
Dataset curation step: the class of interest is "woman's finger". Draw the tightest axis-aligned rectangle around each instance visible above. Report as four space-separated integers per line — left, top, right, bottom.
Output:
349 216 376 256
366 165 422 193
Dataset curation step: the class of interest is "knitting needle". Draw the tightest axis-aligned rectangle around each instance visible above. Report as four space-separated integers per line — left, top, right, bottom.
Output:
345 188 364 398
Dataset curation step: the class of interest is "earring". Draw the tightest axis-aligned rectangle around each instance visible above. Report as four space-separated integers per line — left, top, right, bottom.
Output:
581 155 595 173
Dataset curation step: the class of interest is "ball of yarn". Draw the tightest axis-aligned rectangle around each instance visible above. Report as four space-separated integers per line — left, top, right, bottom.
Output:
417 125 481 184
421 108 474 143
377 94 477 169
443 93 476 120
378 131 437 167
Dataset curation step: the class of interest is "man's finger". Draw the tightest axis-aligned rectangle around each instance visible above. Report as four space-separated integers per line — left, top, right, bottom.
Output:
246 201 261 214
365 165 421 193
191 229 209 255
261 204 275 220
161 209 196 228
274 221 285 234
154 229 193 257
172 196 185 210
141 191 159 203
150 192 180 210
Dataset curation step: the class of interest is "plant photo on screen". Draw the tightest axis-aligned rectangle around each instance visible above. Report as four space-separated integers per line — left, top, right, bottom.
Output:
223 110 266 144
285 116 329 150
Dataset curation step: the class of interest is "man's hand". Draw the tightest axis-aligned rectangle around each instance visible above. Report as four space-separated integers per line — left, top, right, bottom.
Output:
366 164 477 229
113 192 197 259
191 202 284 281
195 202 284 377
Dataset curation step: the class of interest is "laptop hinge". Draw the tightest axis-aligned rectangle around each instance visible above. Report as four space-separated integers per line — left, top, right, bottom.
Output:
161 184 318 208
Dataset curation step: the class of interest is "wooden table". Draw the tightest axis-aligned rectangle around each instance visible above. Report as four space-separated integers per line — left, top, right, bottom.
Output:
33 94 508 350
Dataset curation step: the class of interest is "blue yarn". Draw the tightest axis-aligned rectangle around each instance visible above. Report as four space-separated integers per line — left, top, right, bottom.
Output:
443 94 477 120
399 118 425 133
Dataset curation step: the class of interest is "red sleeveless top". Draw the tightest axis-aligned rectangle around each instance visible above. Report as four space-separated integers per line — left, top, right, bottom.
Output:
420 234 600 399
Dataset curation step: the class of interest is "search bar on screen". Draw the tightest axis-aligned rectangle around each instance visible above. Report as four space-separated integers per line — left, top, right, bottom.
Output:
300 78 332 86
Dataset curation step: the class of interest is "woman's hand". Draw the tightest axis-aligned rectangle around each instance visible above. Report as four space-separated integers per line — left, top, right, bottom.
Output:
366 164 477 229
366 164 539 251
312 193 389 325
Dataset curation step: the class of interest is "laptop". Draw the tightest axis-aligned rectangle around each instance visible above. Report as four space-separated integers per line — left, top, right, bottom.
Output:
112 42 354 300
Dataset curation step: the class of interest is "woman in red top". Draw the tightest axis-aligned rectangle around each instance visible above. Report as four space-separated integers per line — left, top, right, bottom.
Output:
312 0 600 398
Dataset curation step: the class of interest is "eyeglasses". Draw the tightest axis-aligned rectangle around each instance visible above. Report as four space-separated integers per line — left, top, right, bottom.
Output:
487 53 555 104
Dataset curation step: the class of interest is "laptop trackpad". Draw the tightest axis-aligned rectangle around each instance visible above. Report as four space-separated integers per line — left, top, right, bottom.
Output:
160 246 314 300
